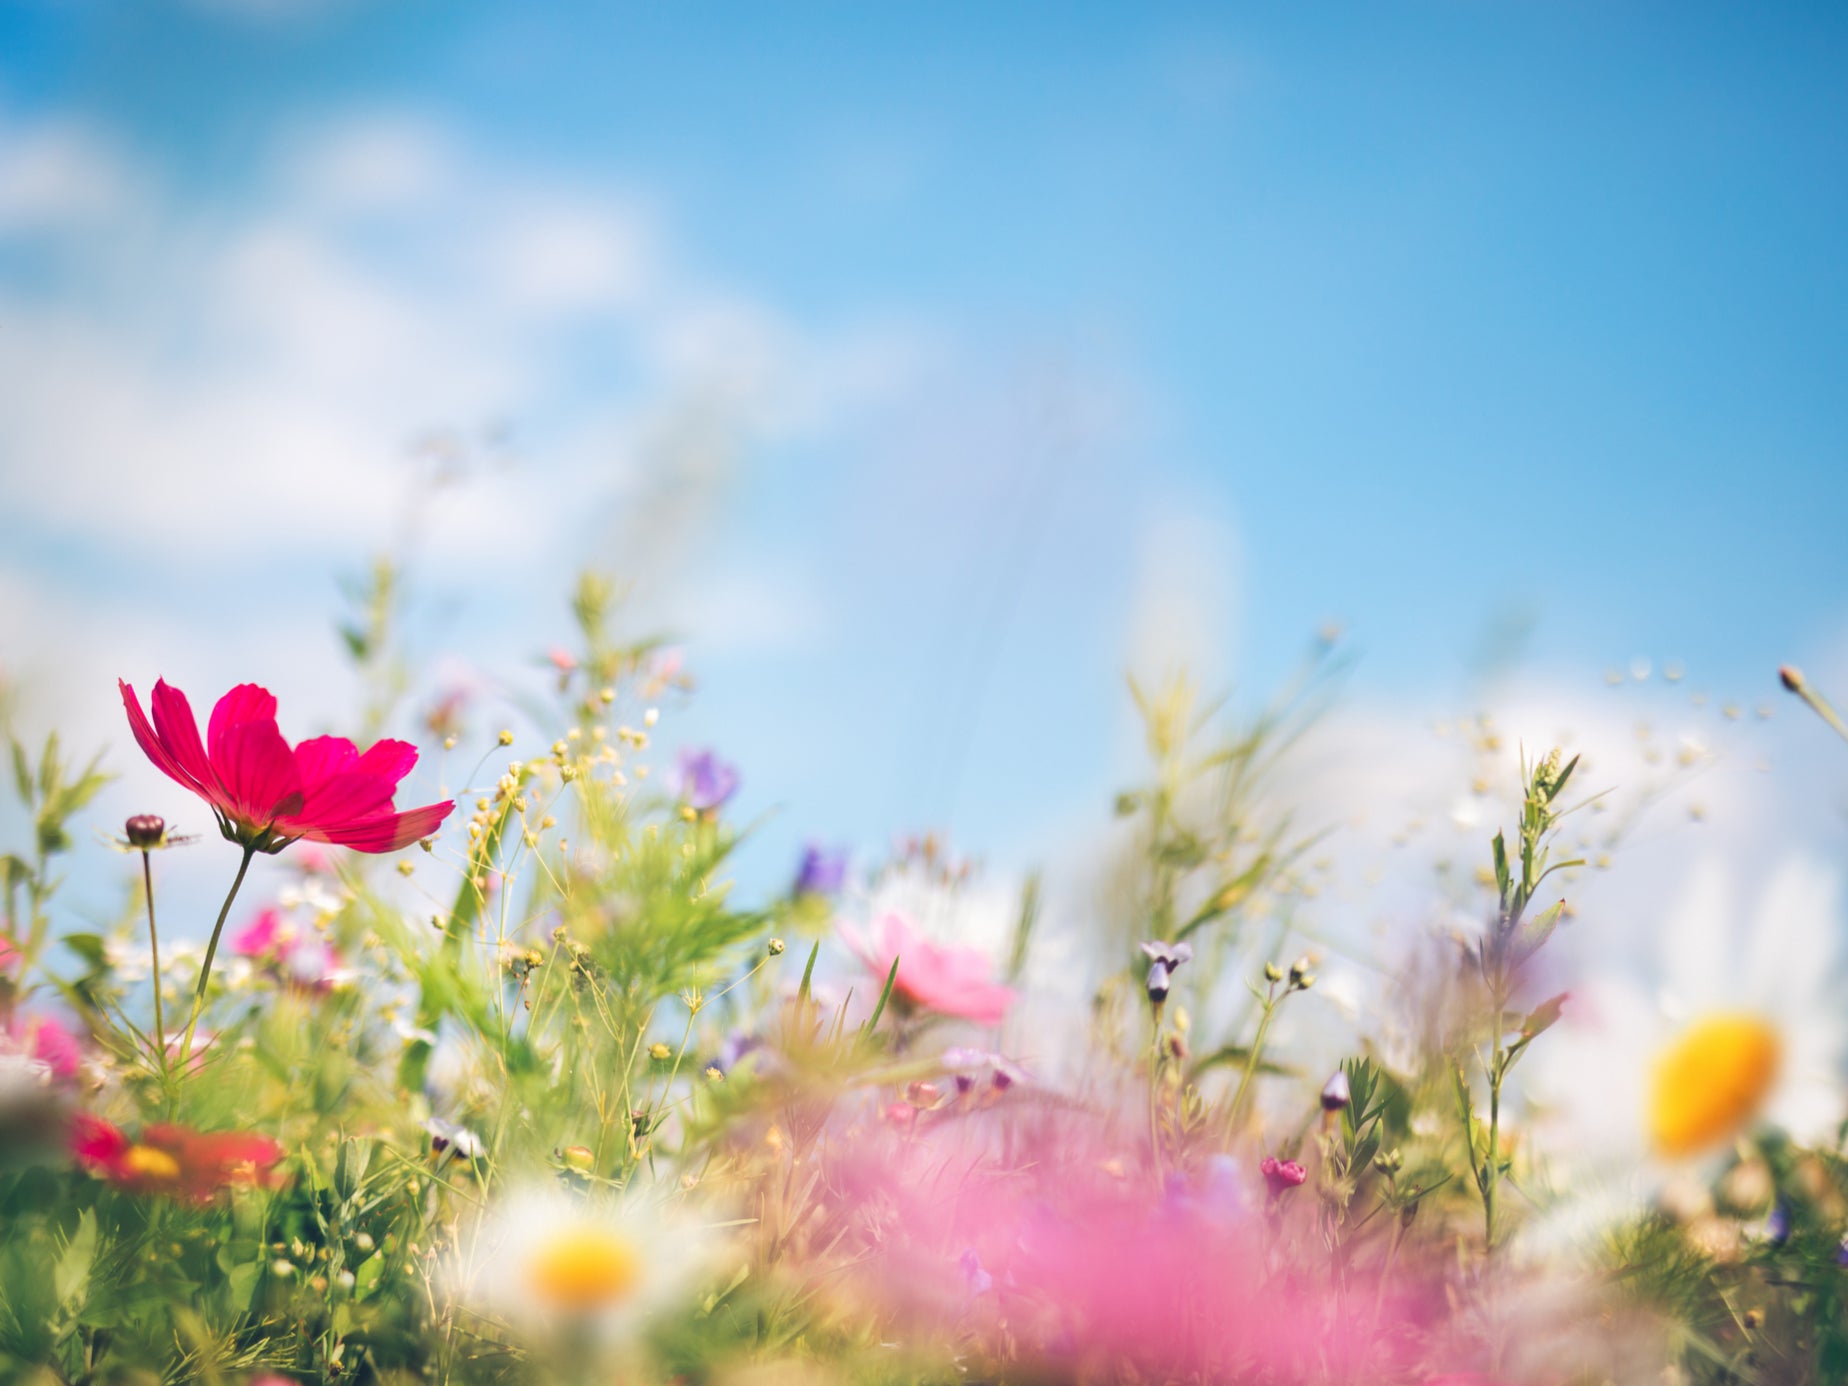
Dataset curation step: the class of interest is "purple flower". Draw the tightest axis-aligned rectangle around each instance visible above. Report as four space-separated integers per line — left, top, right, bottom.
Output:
793 843 849 897
1140 940 1193 1004
674 748 740 812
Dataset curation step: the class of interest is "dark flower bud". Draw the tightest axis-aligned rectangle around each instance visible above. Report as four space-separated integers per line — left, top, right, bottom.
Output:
125 814 166 848
1145 959 1173 1003
1780 665 1804 693
1320 1069 1351 1112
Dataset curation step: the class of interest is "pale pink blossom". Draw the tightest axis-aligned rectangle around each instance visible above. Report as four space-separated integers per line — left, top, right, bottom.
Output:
845 913 1014 1026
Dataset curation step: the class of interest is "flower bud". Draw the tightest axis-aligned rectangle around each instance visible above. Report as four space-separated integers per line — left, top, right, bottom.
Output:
1260 1155 1308 1197
1320 1069 1351 1112
562 1145 595 1174
1780 665 1804 693
125 814 166 848
1263 962 1284 984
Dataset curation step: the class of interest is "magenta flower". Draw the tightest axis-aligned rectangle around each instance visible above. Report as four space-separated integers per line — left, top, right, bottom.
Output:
1260 1156 1307 1197
846 913 1015 1027
16 1015 82 1081
120 679 453 855
230 909 285 959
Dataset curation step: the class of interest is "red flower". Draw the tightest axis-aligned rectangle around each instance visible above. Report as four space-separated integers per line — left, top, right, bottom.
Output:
119 679 453 854
73 1115 286 1200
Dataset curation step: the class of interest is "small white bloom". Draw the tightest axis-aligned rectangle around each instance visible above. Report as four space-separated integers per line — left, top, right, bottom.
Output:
448 1188 714 1348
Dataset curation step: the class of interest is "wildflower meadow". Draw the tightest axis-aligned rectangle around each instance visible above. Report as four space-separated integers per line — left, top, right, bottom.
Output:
8 6 1848 1385
0 572 1845 1383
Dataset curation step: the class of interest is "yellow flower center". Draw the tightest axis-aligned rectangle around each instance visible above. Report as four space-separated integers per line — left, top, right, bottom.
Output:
123 1145 183 1183
1649 1014 1781 1158
527 1227 642 1311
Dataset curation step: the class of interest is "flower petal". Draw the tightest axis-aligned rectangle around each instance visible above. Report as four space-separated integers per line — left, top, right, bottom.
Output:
305 800 454 853
214 717 303 828
148 679 222 801
120 680 209 797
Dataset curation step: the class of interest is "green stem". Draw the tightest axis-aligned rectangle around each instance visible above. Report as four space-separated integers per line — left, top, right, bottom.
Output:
1148 1002 1166 1184
178 842 257 1070
140 850 165 1062
1792 679 1848 748
1226 992 1279 1139
1484 997 1503 1253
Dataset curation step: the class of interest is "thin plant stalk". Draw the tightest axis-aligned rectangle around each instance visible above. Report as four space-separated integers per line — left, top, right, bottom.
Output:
178 842 257 1068
139 848 165 1059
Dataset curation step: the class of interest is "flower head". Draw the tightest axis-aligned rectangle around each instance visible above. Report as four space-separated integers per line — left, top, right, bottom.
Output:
448 1187 712 1348
12 1015 82 1083
1259 1156 1307 1197
793 843 849 898
73 1115 285 1201
671 748 739 813
1321 1069 1352 1113
119 678 453 854
1140 939 1194 1004
846 913 1015 1026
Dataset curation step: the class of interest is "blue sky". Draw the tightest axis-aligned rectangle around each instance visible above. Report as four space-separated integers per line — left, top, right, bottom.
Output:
2 3 1846 930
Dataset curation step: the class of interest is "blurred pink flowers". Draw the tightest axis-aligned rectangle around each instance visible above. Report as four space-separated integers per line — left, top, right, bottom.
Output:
231 909 344 993
12 1015 82 1081
832 1116 1439 1380
846 913 1015 1026
120 679 453 854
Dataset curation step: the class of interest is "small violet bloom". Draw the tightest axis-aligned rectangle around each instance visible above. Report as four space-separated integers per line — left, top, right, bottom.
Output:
120 679 453 854
793 843 849 898
1140 940 1194 1004
673 748 740 813
1260 1155 1308 1197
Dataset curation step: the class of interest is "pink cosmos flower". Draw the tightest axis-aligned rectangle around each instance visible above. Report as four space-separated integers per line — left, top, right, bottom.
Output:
846 913 1015 1026
17 1015 82 1082
230 910 344 993
231 909 286 959
120 679 453 854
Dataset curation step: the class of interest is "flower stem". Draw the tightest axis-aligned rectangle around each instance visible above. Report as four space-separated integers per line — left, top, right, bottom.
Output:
140 849 165 1060
1226 992 1278 1139
178 842 256 1070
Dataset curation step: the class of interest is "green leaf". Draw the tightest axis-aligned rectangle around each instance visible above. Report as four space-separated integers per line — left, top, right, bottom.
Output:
1491 830 1510 902
36 731 59 798
862 955 901 1035
1520 991 1569 1040
62 933 108 972
8 738 30 805
52 1210 96 1314
797 940 820 1005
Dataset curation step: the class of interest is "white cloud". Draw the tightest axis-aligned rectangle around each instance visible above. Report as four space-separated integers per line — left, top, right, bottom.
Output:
0 108 921 573
0 117 134 231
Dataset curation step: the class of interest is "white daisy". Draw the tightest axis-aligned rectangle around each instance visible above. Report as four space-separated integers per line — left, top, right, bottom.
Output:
450 1187 714 1349
1527 853 1845 1228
